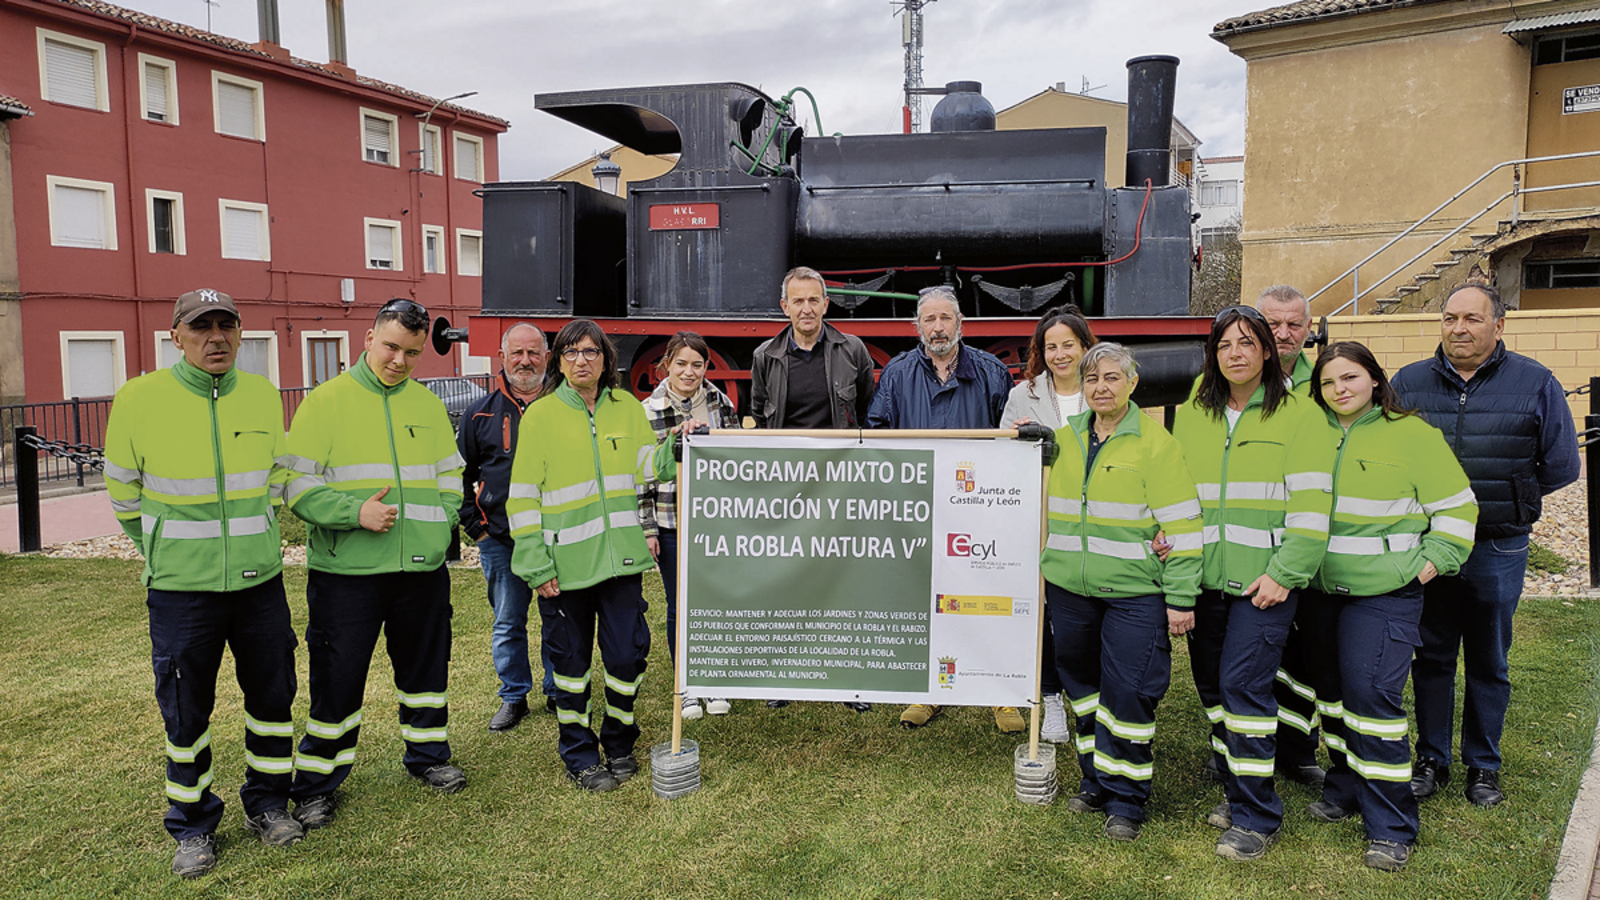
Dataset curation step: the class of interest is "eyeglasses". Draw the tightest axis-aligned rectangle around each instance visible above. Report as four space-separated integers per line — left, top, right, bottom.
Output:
560 347 603 362
379 298 429 318
1212 305 1265 326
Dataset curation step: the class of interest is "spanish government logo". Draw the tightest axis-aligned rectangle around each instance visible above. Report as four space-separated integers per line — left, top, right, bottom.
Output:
937 656 957 688
954 461 976 493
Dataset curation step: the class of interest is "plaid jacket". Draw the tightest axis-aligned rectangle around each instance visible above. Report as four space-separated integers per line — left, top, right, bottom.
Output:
640 381 740 535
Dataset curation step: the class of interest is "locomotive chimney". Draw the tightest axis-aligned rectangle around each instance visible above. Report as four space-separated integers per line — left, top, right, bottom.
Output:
929 82 995 133
1124 55 1178 187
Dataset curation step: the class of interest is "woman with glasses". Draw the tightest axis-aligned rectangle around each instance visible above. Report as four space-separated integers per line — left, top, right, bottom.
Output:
1001 305 1098 746
640 332 740 721
1045 342 1203 844
1171 305 1335 861
1301 341 1475 871
506 320 693 793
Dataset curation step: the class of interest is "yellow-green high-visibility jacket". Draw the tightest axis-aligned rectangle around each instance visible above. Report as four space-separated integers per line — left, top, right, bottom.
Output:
1043 405 1205 609
284 353 463 574
508 382 675 592
1314 407 1478 597
103 358 288 591
1172 388 1334 594
1288 352 1313 396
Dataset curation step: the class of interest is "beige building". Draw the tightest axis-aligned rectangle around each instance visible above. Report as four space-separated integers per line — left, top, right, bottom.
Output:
546 143 677 196
996 87 1202 190
1215 0 1600 316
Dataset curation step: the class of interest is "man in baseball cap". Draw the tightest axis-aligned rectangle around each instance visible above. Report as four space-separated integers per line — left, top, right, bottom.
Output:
103 289 300 878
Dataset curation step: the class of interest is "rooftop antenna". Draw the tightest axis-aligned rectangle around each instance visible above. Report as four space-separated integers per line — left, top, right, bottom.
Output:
1080 76 1108 96
204 0 220 33
893 0 936 133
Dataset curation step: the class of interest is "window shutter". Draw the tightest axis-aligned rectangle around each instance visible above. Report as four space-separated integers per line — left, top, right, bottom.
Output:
224 207 261 259
367 223 394 268
459 234 481 276
45 39 98 108
455 136 479 181
55 185 107 248
67 339 117 398
364 115 391 163
237 338 271 378
218 81 257 138
144 63 168 120
422 130 437 173
425 232 439 272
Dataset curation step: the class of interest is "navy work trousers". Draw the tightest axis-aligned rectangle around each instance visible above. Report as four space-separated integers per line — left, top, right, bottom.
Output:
291 567 453 800
1187 588 1299 833
541 574 651 774
147 573 297 840
1301 583 1423 844
1413 533 1529 771
1047 583 1171 823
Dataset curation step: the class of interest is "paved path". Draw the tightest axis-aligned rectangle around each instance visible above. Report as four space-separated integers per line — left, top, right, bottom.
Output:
0 488 119 553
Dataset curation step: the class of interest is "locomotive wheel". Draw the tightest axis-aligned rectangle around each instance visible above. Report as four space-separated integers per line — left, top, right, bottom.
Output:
985 337 1030 383
628 339 741 403
860 341 894 382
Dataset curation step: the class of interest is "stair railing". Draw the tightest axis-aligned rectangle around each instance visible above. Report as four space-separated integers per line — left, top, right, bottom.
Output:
1306 150 1600 316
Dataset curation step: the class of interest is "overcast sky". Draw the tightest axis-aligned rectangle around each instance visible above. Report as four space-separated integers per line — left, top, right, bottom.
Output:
131 0 1252 179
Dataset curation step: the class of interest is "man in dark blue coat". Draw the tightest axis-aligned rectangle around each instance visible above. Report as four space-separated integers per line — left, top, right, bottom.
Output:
866 288 1012 431
867 287 1019 733
1391 283 1579 808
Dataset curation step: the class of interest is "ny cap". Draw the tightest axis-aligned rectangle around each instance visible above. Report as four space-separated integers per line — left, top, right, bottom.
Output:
173 289 240 326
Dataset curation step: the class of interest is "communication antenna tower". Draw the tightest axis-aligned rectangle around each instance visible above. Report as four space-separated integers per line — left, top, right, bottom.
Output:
894 0 937 133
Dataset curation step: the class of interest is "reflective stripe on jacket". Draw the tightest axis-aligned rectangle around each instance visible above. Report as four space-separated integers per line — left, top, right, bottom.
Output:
1042 405 1204 608
104 358 288 591
1172 388 1333 593
508 382 676 592
284 353 463 574
1313 408 1478 597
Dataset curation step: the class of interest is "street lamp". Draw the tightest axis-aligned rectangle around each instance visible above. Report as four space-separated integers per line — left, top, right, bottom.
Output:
591 151 621 195
413 91 477 173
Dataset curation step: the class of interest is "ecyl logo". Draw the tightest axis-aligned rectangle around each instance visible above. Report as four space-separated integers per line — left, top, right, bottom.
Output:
946 533 998 560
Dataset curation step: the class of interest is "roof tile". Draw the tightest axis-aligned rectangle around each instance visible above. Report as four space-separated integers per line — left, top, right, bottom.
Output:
1213 0 1446 37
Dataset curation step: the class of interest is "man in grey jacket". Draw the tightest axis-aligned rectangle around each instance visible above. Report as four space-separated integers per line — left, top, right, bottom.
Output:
750 267 876 429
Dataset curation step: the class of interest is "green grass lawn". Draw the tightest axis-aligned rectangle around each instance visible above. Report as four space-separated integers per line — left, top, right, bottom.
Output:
1 554 1597 900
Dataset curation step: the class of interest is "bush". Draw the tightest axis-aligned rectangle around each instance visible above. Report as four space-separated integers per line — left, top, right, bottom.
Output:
1528 539 1570 575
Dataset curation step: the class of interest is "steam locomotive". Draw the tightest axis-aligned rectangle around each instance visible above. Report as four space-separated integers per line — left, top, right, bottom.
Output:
440 56 1209 408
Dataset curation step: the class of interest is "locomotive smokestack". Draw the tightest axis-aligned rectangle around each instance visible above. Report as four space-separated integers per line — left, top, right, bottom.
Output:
1124 56 1178 187
929 82 995 133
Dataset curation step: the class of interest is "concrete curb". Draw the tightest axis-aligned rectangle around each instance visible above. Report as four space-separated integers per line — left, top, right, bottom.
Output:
1551 710 1600 900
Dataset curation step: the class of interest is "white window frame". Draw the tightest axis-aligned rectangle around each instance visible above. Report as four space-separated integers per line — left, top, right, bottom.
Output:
300 330 351 389
1200 180 1240 208
419 123 443 176
212 71 265 141
364 217 403 271
138 53 178 125
46 175 118 250
453 132 485 183
360 108 399 167
157 330 280 385
60 330 126 398
218 198 271 261
144 188 186 255
422 224 446 274
456 228 483 277
37 29 109 112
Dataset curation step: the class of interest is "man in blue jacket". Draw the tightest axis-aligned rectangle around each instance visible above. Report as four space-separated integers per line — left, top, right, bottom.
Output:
866 288 1012 431
868 287 1018 732
459 322 557 732
1392 283 1579 808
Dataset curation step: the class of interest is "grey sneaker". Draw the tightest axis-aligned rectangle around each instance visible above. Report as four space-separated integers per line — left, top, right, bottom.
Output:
569 763 620 793
244 808 304 847
1365 840 1411 871
1215 826 1277 861
171 834 217 879
293 794 336 830
1206 802 1233 830
413 764 466 794
1041 694 1071 743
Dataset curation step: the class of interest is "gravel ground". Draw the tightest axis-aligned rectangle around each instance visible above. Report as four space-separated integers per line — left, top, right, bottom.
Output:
32 483 1593 594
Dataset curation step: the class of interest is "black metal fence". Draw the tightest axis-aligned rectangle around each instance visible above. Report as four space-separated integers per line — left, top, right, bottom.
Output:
1 374 500 489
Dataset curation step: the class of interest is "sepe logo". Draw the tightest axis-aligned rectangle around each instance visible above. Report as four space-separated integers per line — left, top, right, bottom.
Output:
946 533 999 560
954 461 976 493
937 657 957 688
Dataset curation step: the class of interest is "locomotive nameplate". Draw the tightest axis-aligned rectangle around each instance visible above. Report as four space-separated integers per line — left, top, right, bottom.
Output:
649 203 720 230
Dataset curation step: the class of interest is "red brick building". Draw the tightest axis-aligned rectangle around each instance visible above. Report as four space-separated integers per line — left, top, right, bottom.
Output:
0 0 507 403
